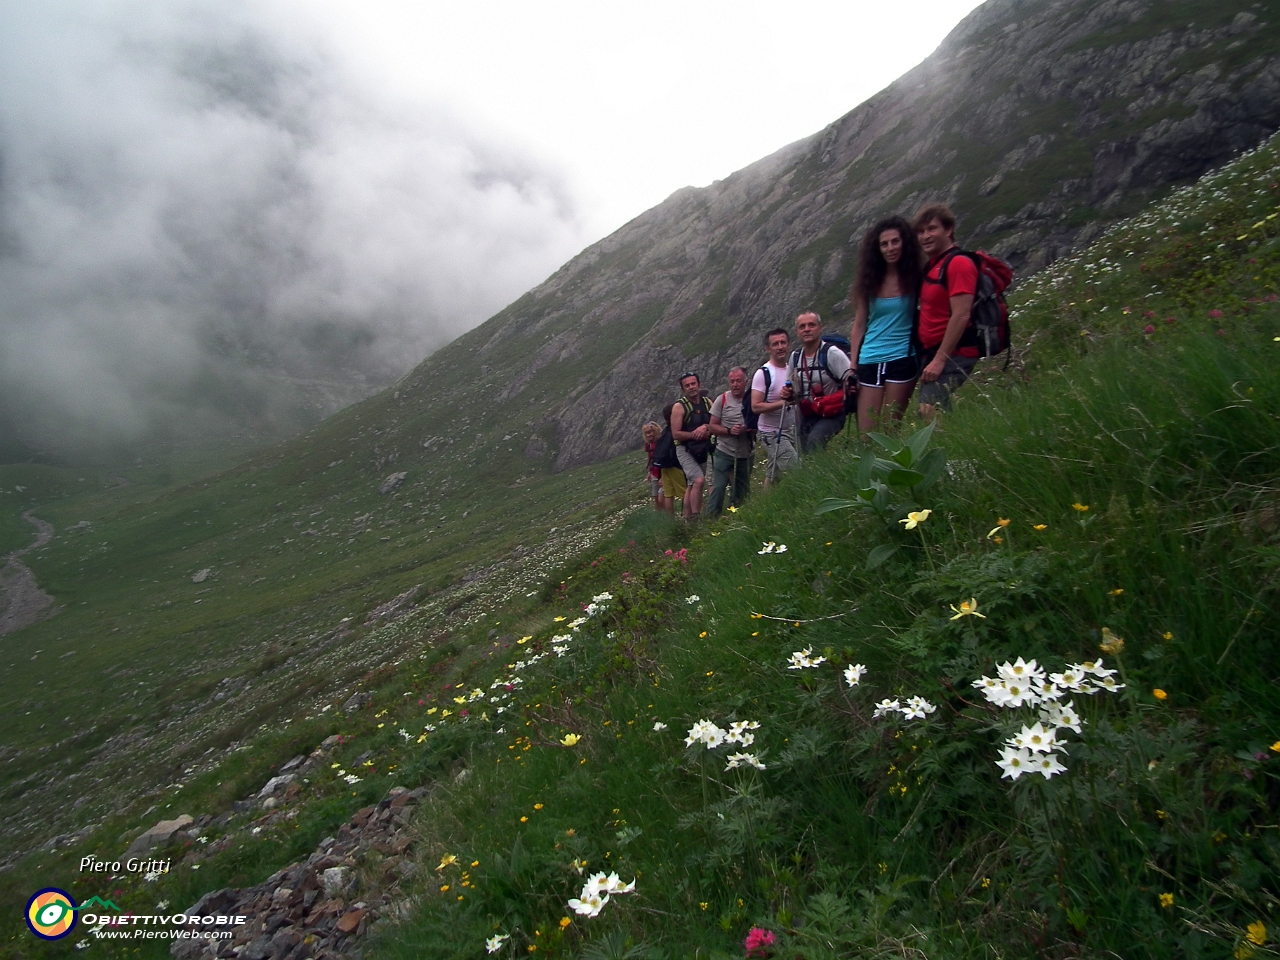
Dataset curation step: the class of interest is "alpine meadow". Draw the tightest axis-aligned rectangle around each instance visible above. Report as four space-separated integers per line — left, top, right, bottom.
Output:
3 1 1280 959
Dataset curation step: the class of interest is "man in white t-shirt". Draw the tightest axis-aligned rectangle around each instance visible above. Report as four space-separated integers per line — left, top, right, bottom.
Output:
751 327 797 488
787 311 851 453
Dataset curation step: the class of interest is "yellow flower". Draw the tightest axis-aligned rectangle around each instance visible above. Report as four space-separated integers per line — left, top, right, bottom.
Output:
699 902 709 911
1153 688 1168 701
997 518 1011 527
1099 627 1125 655
520 816 528 823
699 631 708 638
1108 588 1124 596
1162 631 1174 640
981 877 991 889
1033 523 1048 531
1072 502 1089 512
440 884 450 892
559 733 581 746
533 803 543 810
471 860 480 867
559 917 572 929
993 536 1004 544
436 854 458 871
518 635 532 644
1159 893 1174 908
949 598 986 620
727 505 738 513
1270 741 1280 754
750 612 763 619
900 509 932 529
553 616 567 622
1247 921 1267 946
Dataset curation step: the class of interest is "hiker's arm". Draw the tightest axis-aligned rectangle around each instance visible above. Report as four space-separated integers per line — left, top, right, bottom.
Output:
849 299 868 368
672 405 709 442
752 388 785 414
710 414 742 438
921 294 973 382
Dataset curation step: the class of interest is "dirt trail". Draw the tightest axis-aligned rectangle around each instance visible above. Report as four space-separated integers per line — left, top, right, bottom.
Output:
0 511 57 636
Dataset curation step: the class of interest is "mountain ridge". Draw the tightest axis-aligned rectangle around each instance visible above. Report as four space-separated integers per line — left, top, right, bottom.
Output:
388 0 1280 473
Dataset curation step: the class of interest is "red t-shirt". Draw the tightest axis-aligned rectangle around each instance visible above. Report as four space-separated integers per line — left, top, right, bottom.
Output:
918 249 979 354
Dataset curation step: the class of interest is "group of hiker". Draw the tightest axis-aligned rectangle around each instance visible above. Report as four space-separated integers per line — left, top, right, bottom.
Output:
642 203 1013 520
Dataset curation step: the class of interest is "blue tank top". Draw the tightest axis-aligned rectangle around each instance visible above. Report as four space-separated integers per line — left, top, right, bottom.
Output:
859 296 915 364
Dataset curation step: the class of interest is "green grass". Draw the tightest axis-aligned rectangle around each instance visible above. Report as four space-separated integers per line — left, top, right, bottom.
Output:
316 133 1280 959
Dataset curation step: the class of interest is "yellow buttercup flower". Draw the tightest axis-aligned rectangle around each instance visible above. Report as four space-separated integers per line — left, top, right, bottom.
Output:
1032 523 1048 531
1159 892 1174 908
436 854 458 871
900 509 932 530
560 917 572 929
949 598 986 620
559 733 581 747
1269 741 1280 753
1072 503 1089 512
1108 588 1124 597
1162 631 1174 640
1247 921 1267 946
1153 688 1168 701
553 616 567 622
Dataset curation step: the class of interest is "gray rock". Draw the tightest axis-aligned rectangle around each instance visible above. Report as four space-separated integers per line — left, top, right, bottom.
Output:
258 774 296 799
191 568 212 584
378 472 406 495
321 866 350 897
342 692 372 713
124 814 193 858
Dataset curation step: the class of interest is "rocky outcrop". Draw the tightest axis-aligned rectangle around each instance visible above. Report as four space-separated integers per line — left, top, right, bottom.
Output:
388 0 1280 472
171 786 423 960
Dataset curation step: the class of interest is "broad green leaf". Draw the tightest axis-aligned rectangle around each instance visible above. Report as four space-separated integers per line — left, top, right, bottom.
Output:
905 420 937 464
814 498 859 515
914 447 948 493
891 446 915 467
856 486 879 501
868 432 902 455
857 451 876 488
886 469 926 487
872 457 901 475
866 543 900 570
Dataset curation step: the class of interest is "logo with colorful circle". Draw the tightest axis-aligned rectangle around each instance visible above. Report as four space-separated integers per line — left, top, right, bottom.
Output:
26 888 78 940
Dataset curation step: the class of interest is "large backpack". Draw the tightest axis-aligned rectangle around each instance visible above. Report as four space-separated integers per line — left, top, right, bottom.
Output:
927 249 1014 358
651 424 679 469
677 395 714 462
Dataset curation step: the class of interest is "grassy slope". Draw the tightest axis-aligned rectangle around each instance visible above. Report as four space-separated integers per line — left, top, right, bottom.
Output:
336 136 1279 958
7 129 1279 960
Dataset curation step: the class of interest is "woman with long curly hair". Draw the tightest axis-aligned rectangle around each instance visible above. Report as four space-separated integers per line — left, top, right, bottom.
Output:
848 216 924 435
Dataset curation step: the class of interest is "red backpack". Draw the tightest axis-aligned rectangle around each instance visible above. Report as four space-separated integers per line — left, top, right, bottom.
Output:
927 249 1014 358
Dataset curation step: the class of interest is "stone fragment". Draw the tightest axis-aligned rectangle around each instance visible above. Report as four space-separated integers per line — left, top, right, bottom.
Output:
125 814 193 858
378 472 407 495
321 867 349 897
335 908 367 935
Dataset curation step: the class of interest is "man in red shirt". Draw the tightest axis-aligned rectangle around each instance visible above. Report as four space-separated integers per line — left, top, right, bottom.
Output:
914 203 977 417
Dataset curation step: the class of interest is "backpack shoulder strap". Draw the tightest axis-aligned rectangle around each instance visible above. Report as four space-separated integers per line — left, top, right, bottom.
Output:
928 247 966 286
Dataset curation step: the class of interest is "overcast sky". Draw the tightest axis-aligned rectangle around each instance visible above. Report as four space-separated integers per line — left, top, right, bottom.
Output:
0 0 984 454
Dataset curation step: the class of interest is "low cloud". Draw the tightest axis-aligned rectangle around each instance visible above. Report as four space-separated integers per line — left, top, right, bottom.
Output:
0 0 586 456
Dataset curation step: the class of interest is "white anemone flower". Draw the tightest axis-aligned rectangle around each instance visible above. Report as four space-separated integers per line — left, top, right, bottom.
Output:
1092 675 1125 694
725 752 766 770
602 873 637 895
996 745 1033 780
972 675 1003 702
873 699 902 718
1032 751 1068 779
567 892 609 917
727 720 760 745
787 648 827 669
901 696 937 720
758 541 777 554
653 721 668 731
1080 659 1118 679
685 595 701 604
1008 722 1059 753
1039 700 1083 734
998 680 1039 709
1049 667 1089 692
844 663 867 686
486 934 510 953
997 657 1045 686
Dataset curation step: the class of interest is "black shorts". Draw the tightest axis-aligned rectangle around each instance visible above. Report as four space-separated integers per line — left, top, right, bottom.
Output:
856 355 920 388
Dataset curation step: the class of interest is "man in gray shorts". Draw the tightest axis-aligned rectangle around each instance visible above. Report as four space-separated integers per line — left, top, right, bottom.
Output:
707 367 754 516
671 372 713 520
